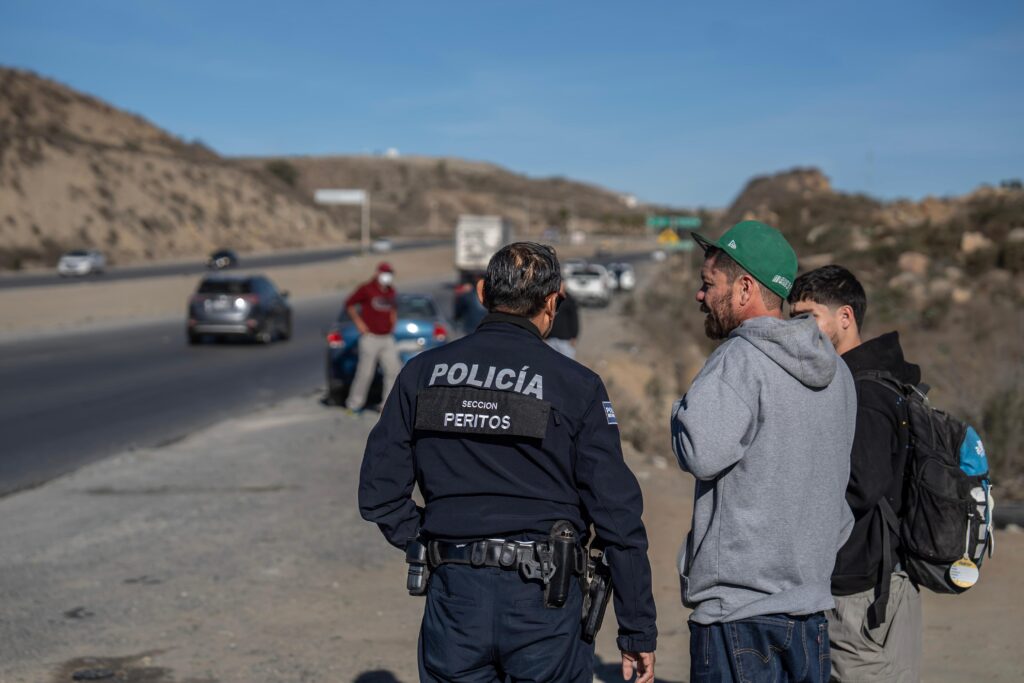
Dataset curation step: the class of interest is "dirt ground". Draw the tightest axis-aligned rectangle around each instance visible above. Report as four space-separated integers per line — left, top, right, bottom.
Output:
1 248 1021 682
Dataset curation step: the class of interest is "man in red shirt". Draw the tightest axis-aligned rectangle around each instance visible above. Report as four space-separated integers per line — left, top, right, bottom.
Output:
344 262 401 412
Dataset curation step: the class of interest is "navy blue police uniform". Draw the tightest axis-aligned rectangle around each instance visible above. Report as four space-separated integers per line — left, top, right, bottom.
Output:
359 312 657 682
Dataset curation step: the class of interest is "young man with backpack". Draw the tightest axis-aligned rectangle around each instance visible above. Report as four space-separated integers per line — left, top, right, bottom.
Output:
790 265 994 682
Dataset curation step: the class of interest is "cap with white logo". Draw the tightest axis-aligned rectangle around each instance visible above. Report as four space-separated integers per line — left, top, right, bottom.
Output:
692 220 798 299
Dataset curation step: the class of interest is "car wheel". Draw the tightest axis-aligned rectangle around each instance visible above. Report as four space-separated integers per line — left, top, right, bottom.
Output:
280 315 292 341
255 328 273 345
188 332 201 345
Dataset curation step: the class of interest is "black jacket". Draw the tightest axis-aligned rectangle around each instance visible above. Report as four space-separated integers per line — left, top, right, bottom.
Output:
832 332 921 595
358 313 657 652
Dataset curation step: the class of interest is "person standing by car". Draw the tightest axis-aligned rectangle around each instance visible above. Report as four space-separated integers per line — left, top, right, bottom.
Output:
671 221 856 683
452 276 487 335
345 262 401 413
359 242 657 683
546 286 580 358
789 265 923 682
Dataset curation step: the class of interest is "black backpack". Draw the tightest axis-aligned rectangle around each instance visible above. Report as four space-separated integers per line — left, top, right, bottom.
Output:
855 370 994 625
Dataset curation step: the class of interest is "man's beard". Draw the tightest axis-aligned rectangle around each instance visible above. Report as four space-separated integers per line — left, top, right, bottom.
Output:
703 291 738 340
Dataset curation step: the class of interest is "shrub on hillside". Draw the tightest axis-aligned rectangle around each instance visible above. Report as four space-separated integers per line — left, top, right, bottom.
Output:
265 160 300 188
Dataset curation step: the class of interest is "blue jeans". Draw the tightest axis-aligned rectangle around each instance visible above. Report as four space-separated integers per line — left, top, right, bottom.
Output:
689 613 831 683
419 564 593 682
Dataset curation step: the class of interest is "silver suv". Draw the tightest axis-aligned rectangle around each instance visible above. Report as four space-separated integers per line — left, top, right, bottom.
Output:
187 274 292 345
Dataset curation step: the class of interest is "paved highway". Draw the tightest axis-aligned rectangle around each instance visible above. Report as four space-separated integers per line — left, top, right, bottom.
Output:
0 278 453 496
0 239 446 290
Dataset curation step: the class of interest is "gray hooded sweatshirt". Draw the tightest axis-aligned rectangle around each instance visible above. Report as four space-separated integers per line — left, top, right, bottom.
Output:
672 315 856 624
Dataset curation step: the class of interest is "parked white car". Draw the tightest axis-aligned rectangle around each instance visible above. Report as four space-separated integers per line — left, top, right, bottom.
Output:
57 249 106 277
565 264 611 307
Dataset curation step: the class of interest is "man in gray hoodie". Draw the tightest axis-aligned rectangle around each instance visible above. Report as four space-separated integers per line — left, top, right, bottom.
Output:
672 220 856 683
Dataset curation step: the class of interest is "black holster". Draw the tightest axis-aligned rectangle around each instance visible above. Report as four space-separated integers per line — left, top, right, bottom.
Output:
581 545 613 643
406 539 429 596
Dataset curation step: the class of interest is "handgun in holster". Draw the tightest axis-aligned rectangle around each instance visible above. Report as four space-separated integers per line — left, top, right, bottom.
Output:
581 545 613 643
405 538 429 596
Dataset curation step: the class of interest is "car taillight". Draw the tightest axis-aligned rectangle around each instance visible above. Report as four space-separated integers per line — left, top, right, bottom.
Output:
327 331 345 349
433 323 448 342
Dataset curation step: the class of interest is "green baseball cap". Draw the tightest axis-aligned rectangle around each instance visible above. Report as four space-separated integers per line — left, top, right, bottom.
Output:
692 220 798 299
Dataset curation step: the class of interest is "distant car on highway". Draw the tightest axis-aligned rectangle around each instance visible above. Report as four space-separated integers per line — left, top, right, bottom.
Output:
565 264 611 307
370 238 393 253
187 274 292 345
57 249 105 277
607 262 636 291
207 249 240 269
325 293 449 406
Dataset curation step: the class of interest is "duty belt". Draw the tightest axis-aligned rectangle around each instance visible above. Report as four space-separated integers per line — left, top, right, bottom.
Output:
428 539 584 584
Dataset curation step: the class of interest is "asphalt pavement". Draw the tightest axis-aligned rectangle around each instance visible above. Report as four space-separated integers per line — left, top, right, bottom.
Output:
0 278 453 497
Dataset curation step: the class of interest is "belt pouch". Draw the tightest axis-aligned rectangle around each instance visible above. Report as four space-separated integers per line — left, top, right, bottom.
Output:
406 540 429 596
545 521 576 608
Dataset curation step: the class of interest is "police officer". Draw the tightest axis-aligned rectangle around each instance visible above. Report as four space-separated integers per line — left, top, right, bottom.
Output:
359 242 657 682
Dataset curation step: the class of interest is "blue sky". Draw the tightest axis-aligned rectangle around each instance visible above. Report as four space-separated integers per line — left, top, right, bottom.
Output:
2 1 1022 207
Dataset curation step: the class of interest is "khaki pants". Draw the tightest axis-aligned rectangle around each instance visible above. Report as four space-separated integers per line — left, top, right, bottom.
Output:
827 571 922 683
346 333 401 410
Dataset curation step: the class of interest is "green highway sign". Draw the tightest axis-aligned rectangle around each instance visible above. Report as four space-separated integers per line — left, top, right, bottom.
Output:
646 215 702 230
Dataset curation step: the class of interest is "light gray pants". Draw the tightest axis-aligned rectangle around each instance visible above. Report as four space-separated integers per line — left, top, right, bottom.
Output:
546 338 577 359
827 571 922 683
346 333 401 410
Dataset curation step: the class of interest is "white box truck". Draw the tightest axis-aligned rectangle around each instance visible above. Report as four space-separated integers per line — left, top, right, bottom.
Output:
454 215 512 282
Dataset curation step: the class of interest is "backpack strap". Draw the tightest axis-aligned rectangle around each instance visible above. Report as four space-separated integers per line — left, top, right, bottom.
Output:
854 367 911 628
866 498 900 629
854 368 928 400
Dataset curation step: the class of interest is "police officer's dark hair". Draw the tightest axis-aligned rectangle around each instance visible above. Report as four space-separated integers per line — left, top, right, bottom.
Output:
788 264 867 328
705 247 783 311
483 242 562 317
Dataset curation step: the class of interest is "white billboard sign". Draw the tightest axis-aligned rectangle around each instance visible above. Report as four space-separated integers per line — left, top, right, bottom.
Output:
314 189 367 205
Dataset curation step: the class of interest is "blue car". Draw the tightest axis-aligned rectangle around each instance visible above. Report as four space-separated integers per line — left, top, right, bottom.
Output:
325 293 450 406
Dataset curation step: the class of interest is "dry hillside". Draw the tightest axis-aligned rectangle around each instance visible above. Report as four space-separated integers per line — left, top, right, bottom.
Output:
235 154 654 238
0 68 661 271
0 67 342 269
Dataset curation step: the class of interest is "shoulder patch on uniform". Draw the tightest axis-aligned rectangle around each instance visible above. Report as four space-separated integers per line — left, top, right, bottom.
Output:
602 401 617 425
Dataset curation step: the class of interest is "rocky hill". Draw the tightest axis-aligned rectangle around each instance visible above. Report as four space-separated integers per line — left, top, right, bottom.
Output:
711 168 1024 495
0 67 346 270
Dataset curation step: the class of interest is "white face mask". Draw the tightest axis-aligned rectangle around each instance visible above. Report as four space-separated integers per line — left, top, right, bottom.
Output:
377 272 394 287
